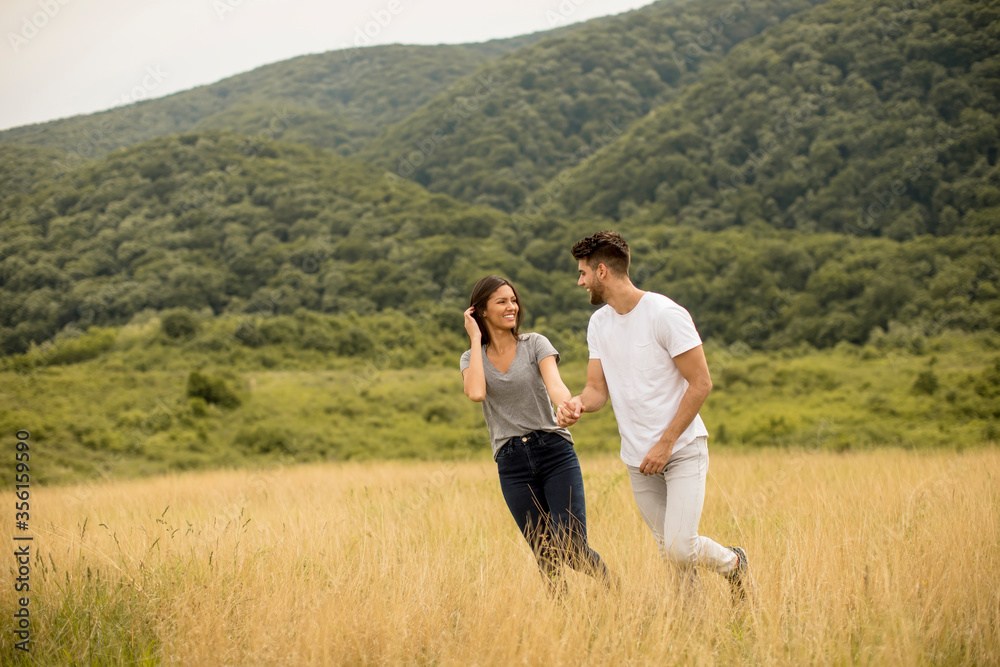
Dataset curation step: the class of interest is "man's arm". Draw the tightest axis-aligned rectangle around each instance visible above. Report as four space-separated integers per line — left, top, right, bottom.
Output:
638 345 712 475
557 358 609 427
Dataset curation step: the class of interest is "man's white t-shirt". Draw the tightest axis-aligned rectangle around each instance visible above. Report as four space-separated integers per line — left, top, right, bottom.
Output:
587 291 709 467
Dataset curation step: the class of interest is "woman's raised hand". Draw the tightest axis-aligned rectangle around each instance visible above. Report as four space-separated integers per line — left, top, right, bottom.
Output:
464 307 482 342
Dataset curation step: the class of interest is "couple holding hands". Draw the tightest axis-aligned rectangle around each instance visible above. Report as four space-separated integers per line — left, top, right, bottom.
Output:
460 231 750 602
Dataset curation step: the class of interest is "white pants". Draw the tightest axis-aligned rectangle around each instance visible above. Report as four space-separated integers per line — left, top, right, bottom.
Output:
627 437 737 575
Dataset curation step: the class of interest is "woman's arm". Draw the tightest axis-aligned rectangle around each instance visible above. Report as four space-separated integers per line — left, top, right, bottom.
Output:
462 306 487 402
538 355 571 408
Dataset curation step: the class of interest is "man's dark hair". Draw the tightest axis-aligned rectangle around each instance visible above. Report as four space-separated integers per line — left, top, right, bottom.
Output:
571 231 630 277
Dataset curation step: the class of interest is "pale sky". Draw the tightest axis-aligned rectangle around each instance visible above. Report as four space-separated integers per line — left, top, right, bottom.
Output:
0 0 657 131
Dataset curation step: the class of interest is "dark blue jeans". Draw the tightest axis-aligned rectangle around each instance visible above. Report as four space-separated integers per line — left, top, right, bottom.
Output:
496 430 611 589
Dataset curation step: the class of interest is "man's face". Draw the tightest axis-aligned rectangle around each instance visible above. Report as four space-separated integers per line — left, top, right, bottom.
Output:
577 260 606 306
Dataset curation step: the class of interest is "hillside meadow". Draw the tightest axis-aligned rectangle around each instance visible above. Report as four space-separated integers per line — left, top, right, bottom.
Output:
1 449 998 665
2 314 998 485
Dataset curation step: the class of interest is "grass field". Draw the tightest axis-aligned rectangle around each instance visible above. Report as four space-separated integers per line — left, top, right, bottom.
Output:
3 449 998 665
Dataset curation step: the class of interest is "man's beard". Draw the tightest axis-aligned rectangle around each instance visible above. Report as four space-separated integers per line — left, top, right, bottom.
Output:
589 278 606 306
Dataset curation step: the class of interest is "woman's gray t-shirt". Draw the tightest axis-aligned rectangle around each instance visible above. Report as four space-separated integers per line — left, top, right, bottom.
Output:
460 332 574 459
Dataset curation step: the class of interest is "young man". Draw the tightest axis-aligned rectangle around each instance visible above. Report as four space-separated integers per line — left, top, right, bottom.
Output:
556 230 750 602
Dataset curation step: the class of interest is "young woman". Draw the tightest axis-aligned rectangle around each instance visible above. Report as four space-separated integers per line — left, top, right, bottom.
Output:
460 275 613 592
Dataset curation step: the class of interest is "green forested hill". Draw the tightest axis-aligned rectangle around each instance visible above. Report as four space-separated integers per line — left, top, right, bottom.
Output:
1 0 999 359
0 132 521 354
543 0 1000 238
0 144 63 204
0 38 550 164
361 0 829 211
1 129 997 355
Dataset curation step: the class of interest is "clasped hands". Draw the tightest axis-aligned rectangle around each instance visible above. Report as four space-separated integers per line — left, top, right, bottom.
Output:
556 396 584 427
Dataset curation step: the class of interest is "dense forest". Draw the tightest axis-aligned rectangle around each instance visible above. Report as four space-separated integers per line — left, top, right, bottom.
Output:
544 0 1000 238
360 0 830 211
1 128 997 354
1 0 999 472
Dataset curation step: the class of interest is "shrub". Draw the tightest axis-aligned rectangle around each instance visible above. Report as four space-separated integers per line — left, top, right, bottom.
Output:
974 358 1000 400
161 309 200 339
186 371 241 409
188 397 208 417
422 403 455 423
258 317 300 345
335 328 374 356
232 425 295 454
45 328 117 366
912 370 939 395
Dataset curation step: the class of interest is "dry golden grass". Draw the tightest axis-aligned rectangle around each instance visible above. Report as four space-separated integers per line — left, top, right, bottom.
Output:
3 449 999 665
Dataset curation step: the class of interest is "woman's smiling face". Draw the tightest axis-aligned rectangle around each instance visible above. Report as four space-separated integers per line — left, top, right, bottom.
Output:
481 284 518 332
